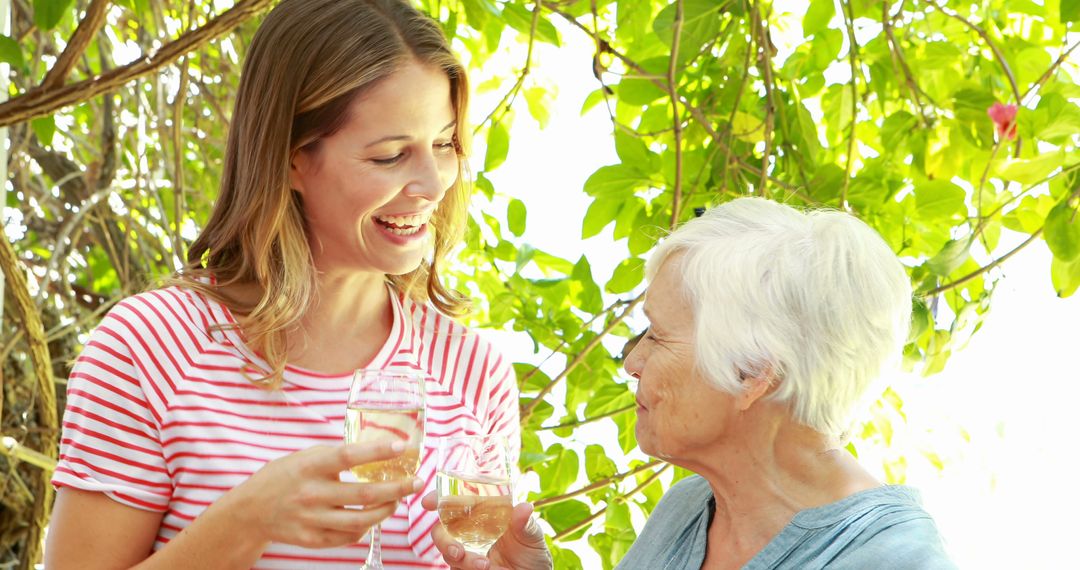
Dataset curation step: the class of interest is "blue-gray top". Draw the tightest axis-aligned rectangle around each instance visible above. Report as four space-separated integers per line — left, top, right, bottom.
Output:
615 475 957 570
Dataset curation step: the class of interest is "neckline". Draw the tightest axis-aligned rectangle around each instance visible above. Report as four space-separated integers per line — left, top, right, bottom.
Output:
198 282 413 388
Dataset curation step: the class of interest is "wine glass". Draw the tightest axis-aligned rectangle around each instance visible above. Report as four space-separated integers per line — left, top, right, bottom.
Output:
345 369 427 570
436 434 513 555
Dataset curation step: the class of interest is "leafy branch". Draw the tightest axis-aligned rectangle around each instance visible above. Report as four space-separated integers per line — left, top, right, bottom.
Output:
667 0 685 226
472 0 541 136
534 459 663 508
538 403 635 431
551 462 670 541
520 292 645 422
0 0 274 127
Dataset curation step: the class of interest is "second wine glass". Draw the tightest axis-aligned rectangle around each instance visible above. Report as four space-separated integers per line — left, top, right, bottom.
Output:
345 369 427 570
436 434 513 555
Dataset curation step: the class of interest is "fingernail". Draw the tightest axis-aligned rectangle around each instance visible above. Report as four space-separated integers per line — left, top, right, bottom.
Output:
391 440 405 452
412 477 423 492
474 559 490 570
448 544 462 560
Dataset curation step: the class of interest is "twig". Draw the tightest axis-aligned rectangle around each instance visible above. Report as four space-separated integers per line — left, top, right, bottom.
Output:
520 292 645 422
39 0 112 91
551 462 670 541
534 459 662 508
667 0 685 226
0 437 57 472
923 0 1021 156
752 2 776 198
538 403 635 431
472 1 541 136
1021 39 1080 102
519 298 631 385
0 0 274 127
882 0 933 128
924 229 1042 296
839 0 860 211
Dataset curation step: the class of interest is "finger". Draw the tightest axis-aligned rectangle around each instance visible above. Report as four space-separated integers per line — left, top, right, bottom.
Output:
430 522 467 564
420 490 438 511
318 501 400 535
310 441 406 475
335 477 424 507
508 502 545 547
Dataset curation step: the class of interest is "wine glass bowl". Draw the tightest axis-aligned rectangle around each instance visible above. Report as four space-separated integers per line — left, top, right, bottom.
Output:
436 434 513 554
346 369 427 569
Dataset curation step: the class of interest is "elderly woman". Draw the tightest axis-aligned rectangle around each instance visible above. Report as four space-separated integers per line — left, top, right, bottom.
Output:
423 197 955 569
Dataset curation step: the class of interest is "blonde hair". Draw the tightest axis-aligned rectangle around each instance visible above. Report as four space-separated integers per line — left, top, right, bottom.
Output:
176 0 471 387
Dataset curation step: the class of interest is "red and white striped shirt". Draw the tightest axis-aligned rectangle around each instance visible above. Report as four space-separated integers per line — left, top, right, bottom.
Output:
53 285 520 569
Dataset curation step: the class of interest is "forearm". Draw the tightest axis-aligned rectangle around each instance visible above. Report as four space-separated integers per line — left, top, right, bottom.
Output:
132 493 269 570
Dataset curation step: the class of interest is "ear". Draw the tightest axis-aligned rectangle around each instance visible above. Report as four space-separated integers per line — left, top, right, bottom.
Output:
289 150 309 194
736 368 777 412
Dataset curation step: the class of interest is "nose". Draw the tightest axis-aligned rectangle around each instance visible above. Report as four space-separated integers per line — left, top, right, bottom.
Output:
404 150 456 202
623 342 643 380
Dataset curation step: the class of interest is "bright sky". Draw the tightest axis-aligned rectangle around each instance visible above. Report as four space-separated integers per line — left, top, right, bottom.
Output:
469 14 1079 570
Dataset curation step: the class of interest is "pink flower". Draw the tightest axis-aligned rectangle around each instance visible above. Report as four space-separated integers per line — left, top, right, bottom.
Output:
987 102 1018 140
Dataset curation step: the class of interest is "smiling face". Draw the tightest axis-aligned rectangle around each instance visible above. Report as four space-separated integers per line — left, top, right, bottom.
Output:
624 255 744 463
290 61 459 277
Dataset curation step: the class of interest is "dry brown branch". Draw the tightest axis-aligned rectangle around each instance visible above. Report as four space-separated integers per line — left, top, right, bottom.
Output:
39 0 112 91
0 0 273 128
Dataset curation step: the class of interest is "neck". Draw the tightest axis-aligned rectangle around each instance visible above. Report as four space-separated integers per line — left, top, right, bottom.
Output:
687 405 880 559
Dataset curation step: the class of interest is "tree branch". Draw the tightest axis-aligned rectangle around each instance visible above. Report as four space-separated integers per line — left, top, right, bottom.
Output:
882 0 933 129
538 403 635 431
519 298 630 385
473 0 541 136
924 228 1042 296
839 0 860 210
667 0 685 227
39 0 112 91
519 292 645 422
551 462 670 541
534 459 662 508
0 0 273 128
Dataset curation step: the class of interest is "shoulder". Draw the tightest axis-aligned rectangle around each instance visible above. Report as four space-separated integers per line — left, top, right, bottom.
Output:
406 299 510 363
803 486 957 569
103 286 205 330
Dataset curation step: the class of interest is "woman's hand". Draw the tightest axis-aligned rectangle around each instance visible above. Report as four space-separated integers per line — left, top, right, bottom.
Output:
223 440 423 549
420 492 553 570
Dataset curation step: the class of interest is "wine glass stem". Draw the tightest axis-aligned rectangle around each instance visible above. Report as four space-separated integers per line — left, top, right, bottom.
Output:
365 524 384 569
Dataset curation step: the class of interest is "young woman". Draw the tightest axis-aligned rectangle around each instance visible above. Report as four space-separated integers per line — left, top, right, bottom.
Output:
45 1 519 568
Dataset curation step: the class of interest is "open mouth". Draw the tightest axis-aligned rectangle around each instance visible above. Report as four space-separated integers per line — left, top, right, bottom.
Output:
373 212 431 236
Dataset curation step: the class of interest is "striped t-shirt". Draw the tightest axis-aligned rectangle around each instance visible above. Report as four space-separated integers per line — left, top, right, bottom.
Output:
52 284 520 569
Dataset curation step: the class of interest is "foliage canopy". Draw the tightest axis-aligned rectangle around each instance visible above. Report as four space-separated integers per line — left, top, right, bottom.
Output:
1 0 1078 567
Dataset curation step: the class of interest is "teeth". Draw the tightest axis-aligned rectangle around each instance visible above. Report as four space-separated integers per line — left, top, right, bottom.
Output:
375 212 430 227
385 225 423 236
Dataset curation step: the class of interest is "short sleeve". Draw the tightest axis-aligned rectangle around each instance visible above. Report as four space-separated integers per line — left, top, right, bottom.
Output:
52 304 173 512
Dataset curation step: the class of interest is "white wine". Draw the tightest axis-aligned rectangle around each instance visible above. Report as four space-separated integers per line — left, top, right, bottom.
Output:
345 406 424 482
436 472 513 553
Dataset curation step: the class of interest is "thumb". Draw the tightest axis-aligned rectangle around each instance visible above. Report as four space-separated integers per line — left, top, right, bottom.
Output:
511 503 545 546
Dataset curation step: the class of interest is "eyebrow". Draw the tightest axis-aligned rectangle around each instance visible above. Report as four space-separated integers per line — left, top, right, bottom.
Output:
364 120 456 148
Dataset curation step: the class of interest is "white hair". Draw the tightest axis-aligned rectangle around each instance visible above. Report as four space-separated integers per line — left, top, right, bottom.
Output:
646 197 912 437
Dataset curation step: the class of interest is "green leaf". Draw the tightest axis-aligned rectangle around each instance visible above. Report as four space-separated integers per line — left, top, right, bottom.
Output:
582 198 622 239
1051 254 1080 297
0 34 23 68
34 0 74 30
613 407 638 454
584 445 617 481
484 121 510 171
584 381 635 417
1061 0 1080 22
572 256 604 314
614 131 654 168
524 87 552 128
926 237 972 277
502 3 561 46
474 172 495 200
803 0 836 37
1045 198 1080 262
542 500 591 541
31 115 56 147
914 180 967 220
995 150 1065 185
606 257 644 293
535 444 580 497
1003 195 1055 234
507 198 527 237
584 164 647 198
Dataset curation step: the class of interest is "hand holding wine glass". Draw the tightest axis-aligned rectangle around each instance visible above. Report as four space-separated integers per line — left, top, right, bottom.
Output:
346 369 427 569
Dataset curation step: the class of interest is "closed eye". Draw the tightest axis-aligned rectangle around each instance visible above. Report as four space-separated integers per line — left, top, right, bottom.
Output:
372 153 404 165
